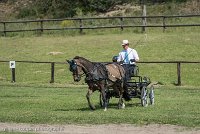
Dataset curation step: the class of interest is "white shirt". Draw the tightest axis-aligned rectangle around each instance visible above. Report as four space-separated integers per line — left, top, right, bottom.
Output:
117 47 139 64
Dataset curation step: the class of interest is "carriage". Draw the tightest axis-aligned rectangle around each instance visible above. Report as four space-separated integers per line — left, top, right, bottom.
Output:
68 56 155 111
100 65 155 107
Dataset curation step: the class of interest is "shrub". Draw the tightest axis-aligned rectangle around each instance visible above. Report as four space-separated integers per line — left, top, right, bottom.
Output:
17 7 36 18
60 20 74 28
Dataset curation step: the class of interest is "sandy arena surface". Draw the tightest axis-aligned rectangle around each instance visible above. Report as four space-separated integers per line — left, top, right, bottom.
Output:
0 123 200 134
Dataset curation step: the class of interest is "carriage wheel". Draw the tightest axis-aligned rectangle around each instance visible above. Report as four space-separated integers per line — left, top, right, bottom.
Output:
149 85 155 105
141 86 148 107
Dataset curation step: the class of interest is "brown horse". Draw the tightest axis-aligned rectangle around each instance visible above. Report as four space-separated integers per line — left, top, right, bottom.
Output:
67 56 126 111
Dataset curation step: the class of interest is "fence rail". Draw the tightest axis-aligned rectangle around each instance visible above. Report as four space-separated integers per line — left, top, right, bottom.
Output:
0 14 200 36
0 60 200 86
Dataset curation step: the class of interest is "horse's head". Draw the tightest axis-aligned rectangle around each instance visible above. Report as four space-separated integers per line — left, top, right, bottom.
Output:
67 59 84 82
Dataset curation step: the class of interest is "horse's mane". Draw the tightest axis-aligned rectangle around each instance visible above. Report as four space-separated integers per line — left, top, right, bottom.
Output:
74 56 92 63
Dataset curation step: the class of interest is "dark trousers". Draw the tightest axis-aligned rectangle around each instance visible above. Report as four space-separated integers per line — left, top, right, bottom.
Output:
122 64 136 101
122 64 136 82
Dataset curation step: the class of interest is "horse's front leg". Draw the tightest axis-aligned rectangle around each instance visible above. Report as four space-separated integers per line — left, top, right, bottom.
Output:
101 87 108 111
86 89 95 110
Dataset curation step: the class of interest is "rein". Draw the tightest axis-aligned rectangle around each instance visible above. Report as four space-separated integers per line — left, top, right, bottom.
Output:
79 61 123 83
71 59 106 81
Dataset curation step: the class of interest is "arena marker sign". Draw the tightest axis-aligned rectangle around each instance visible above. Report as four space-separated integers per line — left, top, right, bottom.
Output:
9 61 16 68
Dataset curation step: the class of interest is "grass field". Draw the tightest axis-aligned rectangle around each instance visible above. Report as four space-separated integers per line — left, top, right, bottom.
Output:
0 85 199 127
0 30 200 86
0 29 200 128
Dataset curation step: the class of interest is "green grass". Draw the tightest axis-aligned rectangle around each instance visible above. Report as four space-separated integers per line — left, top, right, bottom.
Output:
0 29 199 128
0 85 199 127
0 31 200 86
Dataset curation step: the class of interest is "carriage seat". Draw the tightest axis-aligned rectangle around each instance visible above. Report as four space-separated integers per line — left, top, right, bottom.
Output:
131 65 139 77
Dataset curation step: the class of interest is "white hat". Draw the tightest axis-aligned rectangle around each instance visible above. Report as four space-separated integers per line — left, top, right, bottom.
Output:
121 40 129 46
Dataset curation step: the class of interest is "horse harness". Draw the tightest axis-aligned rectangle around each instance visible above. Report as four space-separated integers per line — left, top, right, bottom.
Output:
69 59 124 85
85 63 108 83
85 62 124 85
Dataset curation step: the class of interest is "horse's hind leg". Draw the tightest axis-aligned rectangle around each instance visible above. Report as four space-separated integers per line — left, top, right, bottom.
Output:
86 89 96 110
118 87 125 109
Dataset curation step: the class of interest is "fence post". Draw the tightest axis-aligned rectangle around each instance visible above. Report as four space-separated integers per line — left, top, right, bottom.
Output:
163 16 166 32
50 62 55 83
79 19 83 34
120 17 124 31
40 20 44 33
3 22 6 36
177 62 181 86
11 68 15 82
142 5 147 32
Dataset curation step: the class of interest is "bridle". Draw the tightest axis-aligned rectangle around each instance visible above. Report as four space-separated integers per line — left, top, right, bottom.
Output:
69 59 108 81
69 60 86 78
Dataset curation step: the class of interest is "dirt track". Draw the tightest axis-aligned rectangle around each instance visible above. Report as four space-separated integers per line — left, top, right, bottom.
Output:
0 123 200 134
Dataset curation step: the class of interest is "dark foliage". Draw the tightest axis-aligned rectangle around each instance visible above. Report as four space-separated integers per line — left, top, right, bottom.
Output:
16 0 189 18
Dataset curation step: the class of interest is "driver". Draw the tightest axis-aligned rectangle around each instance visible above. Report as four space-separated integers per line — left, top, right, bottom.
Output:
117 39 139 80
116 40 139 101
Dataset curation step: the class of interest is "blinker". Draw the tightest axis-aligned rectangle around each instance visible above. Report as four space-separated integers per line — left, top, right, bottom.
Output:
69 60 77 72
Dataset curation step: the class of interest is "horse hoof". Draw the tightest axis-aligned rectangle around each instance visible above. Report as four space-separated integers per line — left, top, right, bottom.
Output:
122 103 125 109
104 108 107 111
90 106 96 110
118 103 125 109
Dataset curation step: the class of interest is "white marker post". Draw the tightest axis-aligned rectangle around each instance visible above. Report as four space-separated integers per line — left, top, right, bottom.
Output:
9 61 16 82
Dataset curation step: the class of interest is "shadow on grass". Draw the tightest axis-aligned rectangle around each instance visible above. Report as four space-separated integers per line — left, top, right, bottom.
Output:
54 108 72 112
54 107 95 112
126 102 141 107
54 100 143 112
172 81 181 86
76 102 142 111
